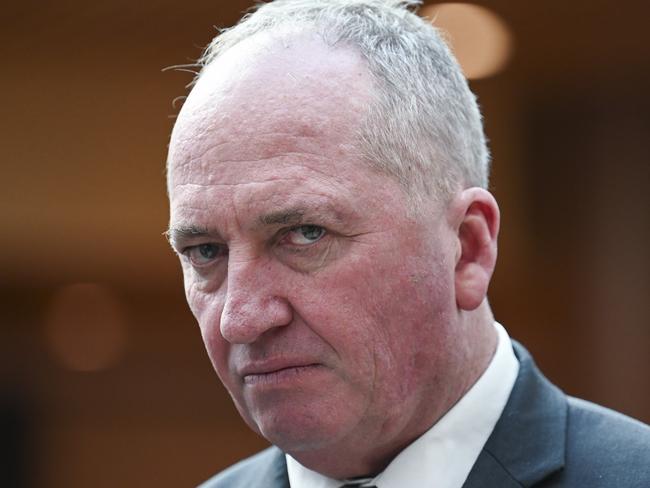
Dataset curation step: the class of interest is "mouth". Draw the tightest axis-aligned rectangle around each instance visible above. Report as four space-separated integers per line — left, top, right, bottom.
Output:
241 363 323 386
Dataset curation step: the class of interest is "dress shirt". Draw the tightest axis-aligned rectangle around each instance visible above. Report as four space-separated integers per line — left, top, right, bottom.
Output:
287 322 519 488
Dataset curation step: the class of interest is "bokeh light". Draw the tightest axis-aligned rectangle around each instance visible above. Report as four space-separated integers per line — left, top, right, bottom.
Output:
420 3 513 79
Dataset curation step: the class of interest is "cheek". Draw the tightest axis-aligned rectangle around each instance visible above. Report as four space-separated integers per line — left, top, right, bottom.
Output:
182 262 224 325
184 276 230 373
313 244 455 387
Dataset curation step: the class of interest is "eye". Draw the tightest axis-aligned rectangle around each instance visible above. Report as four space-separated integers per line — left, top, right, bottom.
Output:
284 225 326 246
184 243 228 267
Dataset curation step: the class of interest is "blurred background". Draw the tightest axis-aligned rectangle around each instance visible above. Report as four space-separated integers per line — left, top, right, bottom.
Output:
1 1 649 486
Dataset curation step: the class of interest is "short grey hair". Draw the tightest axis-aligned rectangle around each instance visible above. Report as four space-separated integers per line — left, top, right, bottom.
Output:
196 0 490 203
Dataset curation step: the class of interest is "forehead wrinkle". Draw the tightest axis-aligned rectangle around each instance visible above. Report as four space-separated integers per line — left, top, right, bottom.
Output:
173 132 325 164
171 176 302 190
171 154 366 196
170 151 358 190
172 112 346 163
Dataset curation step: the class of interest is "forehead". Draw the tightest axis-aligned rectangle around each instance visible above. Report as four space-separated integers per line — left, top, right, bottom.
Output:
169 33 373 179
167 32 392 226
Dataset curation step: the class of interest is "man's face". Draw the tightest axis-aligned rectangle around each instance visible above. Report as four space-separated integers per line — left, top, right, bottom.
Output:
168 35 461 459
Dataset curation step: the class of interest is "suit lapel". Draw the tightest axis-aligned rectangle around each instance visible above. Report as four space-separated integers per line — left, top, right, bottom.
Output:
462 450 524 488
463 341 567 487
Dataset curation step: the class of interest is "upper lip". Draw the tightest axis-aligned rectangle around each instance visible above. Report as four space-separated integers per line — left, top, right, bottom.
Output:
238 359 321 377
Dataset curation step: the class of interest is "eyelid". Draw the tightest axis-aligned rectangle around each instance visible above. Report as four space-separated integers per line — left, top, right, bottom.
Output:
182 242 228 268
280 224 328 246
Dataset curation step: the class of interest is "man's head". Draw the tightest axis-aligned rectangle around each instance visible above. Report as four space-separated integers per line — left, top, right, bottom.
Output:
167 0 499 478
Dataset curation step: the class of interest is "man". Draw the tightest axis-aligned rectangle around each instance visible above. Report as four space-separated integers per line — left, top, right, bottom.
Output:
166 1 650 487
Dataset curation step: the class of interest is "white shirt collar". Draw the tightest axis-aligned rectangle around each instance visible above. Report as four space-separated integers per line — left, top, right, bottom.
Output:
287 322 519 488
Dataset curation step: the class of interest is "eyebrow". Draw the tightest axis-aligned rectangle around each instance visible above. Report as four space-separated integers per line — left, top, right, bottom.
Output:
256 202 348 228
165 225 220 248
258 209 306 226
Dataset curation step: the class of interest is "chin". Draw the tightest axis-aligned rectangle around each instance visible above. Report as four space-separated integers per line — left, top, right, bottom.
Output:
244 401 353 453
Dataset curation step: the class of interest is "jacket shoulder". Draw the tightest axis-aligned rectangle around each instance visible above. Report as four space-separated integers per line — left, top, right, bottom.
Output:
567 398 650 473
197 447 288 488
541 397 650 487
476 342 650 488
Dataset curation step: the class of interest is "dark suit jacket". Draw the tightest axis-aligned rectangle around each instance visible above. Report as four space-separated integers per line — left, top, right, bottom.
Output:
199 342 650 487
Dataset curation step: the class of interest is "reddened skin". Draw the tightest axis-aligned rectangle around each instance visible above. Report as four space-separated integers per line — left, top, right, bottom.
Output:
452 188 500 311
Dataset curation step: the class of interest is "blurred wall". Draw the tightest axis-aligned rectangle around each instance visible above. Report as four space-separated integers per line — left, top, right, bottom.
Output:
1 1 648 487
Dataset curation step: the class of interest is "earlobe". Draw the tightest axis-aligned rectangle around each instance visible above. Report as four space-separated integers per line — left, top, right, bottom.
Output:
453 189 500 311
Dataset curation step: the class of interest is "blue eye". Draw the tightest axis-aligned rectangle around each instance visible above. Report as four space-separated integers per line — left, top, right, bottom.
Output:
286 225 326 245
185 243 227 267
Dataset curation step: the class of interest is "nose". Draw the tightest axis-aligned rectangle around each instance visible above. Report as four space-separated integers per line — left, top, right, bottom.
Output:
220 255 293 344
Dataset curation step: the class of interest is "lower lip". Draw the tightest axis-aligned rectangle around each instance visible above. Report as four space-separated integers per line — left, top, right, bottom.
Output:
243 364 323 386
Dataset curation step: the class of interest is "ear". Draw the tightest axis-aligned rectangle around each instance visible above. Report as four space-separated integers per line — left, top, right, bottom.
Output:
452 188 500 311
